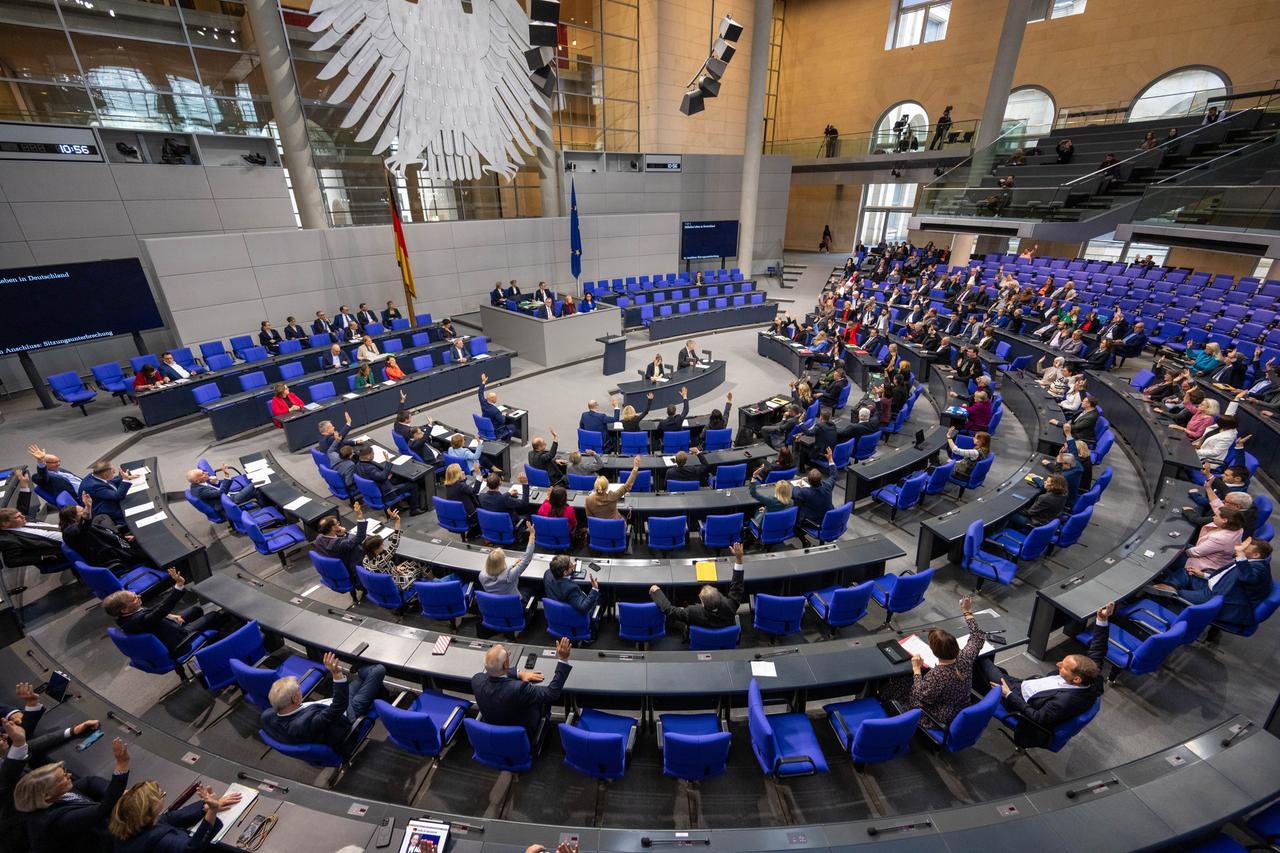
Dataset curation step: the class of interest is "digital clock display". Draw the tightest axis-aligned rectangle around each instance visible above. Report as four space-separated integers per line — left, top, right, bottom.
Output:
0 140 100 157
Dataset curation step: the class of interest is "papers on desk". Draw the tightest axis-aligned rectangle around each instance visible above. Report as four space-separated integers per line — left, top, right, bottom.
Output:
125 477 148 494
765 398 786 409
682 419 691 428
248 468 274 485
134 512 167 528
352 435 373 444
382 379 397 386
898 633 997 668
662 456 678 466
469 439 480 449
609 422 624 431
244 458 270 474
430 424 449 438
127 466 151 476
303 402 322 411
750 660 777 678
124 502 155 518
474 352 491 360
370 446 390 464
391 454 413 465
206 783 259 843
364 520 385 537
693 362 708 369
283 496 311 512
503 408 526 417
695 561 718 582
343 392 359 400
653 375 669 383
606 482 628 494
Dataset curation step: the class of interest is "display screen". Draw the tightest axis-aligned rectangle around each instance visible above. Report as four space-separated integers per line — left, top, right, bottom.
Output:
0 258 164 355
681 219 739 260
0 141 99 156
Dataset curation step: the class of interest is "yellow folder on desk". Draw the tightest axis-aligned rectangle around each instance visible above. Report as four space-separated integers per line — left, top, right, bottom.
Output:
695 561 718 582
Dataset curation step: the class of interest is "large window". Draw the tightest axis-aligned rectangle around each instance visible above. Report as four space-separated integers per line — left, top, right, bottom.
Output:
1129 68 1229 123
872 101 929 152
887 0 950 49
1029 0 1087 21
1083 233 1170 265
859 182 918 245
1004 87 1056 137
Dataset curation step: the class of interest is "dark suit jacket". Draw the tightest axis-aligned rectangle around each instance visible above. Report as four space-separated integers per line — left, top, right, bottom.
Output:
1210 360 1248 388
527 441 563 486
804 421 839 459
503 286 522 300
667 462 705 484
533 288 553 304
260 677 350 750
1069 408 1099 444
381 308 401 326
643 362 667 381
354 460 396 497
819 378 848 408
311 318 334 336
490 289 505 307
24 770 129 853
80 475 131 525
1000 619 1107 748
1211 558 1273 630
333 313 357 333
114 802 220 853
61 516 139 570
314 522 368 574
0 525 63 569
284 323 307 340
479 486 529 524
657 400 689 432
117 586 195 654
543 569 600 614
677 348 700 370
258 329 282 350
1025 490 1066 526
579 408 618 434
445 480 482 522
33 465 78 504
649 566 744 629
471 661 571 739
792 461 837 528
356 310 379 328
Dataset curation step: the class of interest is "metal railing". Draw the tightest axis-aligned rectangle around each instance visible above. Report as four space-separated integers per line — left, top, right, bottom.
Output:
765 119 980 159
1131 184 1280 233
1053 78 1280 129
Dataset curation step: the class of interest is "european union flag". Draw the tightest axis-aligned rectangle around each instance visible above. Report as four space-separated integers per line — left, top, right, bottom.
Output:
570 178 582 281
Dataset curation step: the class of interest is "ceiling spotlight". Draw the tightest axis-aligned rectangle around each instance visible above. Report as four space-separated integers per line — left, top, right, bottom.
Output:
680 88 705 116
696 75 721 98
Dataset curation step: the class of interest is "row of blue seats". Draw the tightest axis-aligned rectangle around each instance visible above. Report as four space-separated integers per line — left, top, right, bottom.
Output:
583 269 744 291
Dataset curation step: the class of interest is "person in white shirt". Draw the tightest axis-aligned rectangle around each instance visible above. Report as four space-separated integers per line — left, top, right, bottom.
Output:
449 338 470 363
325 343 349 370
355 335 384 363
1194 411 1241 465
158 352 192 381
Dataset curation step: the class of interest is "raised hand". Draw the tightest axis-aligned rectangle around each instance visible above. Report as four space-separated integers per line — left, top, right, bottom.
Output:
481 372 488 384
352 500 364 519
3 717 25 748
27 444 46 462
344 411 352 426
323 651 343 679
167 567 184 585
112 737 130 771
730 541 744 561
14 681 37 706
680 386 688 399
399 390 407 404
959 594 973 616
646 392 654 400
556 636 572 661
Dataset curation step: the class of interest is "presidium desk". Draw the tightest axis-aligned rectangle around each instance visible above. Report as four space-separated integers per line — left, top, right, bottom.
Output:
479 302 623 367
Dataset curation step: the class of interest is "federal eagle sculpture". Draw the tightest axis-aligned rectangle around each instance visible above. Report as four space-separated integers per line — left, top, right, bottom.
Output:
308 0 552 181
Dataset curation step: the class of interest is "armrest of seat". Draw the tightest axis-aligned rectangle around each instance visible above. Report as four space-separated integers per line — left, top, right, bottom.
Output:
440 705 466 745
773 754 818 776
915 705 949 740
463 582 475 605
804 594 827 619
340 713 372 757
1105 635 1134 667
590 605 602 623
830 709 852 745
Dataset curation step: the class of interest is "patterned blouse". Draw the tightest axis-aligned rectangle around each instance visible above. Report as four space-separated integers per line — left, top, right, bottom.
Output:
362 530 424 589
881 614 985 729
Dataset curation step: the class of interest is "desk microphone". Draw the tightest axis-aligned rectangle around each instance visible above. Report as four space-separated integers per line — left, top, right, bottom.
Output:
640 836 709 847
1064 778 1117 799
235 572 264 588
107 711 142 735
26 649 50 673
597 651 644 660
753 647 800 660
236 771 288 793
1221 721 1252 748
866 818 932 837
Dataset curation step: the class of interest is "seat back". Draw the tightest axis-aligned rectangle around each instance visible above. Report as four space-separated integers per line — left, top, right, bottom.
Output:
375 699 443 756
229 658 282 709
577 429 604 454
241 346 269 363
414 579 469 620
1128 622 1188 675
475 591 526 633
560 723 628 779
354 474 388 509
753 594 806 636
199 341 227 361
206 353 234 371
530 514 572 550
75 561 125 599
704 428 732 451
668 479 700 493
278 361 304 380
567 473 598 491
1048 698 1102 752
463 718 533 772
523 464 552 488
896 472 928 508
309 381 336 402
1055 506 1093 548
542 598 593 639
943 686 1001 752
1091 432 1114 464
663 430 691 453
1172 595 1224 644
854 432 880 461
758 506 798 544
1072 484 1102 514
239 371 268 392
193 620 266 691
701 512 743 547
1254 494 1274 530
831 438 855 469
647 515 687 550
713 463 746 489
278 339 303 355
356 566 404 610
746 680 778 773
413 354 434 372
107 627 176 675
308 550 354 593
620 432 649 454
318 466 354 500
850 707 922 763
663 730 732 781
764 467 797 484
1019 519 1060 561
258 729 345 767
473 415 498 440
689 623 740 650
130 354 160 374
48 371 89 401
477 508 516 544
827 581 876 627
91 362 127 389
185 488 225 523
434 497 471 534
887 568 934 613
617 601 666 642
229 335 254 357
818 502 853 541
587 516 628 553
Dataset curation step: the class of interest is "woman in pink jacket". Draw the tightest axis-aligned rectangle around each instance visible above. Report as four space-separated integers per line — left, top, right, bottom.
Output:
1184 505 1244 573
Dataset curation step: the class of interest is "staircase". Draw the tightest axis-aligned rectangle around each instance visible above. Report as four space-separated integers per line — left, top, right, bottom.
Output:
780 263 805 289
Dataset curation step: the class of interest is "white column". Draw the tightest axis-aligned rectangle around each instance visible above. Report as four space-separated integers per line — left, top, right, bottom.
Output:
735 0 773 278
974 0 1035 150
244 0 327 229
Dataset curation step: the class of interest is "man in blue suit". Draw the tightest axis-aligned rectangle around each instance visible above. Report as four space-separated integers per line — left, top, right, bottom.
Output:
1114 321 1148 366
543 555 600 614
579 397 621 451
261 652 385 752
478 374 517 439
792 448 837 545
333 305 358 335
80 459 138 527
26 444 81 505
103 567 228 655
471 637 571 741
1155 538 1273 632
186 465 257 508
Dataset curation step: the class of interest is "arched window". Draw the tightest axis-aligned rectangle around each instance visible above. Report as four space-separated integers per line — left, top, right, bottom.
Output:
873 101 929 152
1004 86 1056 137
1129 68 1228 123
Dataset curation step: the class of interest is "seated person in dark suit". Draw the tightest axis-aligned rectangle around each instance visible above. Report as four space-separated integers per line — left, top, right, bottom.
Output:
381 301 402 326
353 447 408 508
103 568 228 655
326 445 358 495
490 282 505 307
579 397 621 451
1151 538 1272 633
762 404 803 449
478 374 519 436
818 368 848 408
107 777 241 853
311 311 336 339
448 337 470 364
318 412 357 456
257 321 282 354
58 500 146 572
527 432 566 487
0 498 64 572
837 407 880 442
1 681 101 767
975 603 1112 747
157 352 196 381
643 355 667 381
534 298 558 319
282 316 308 340
185 466 256 507
543 555 600 614
13 733 132 853
261 653 385 752
648 543 745 631
657 387 690 432
801 409 838 467
503 280 522 301
666 450 705 485
792 448 838 543
478 472 530 534
1009 474 1068 531
1049 395 1099 444
677 340 702 370
80 460 137 527
27 444 82 506
532 282 554 304
1185 464 1250 515
1207 349 1248 388
471 638 571 742
313 510 368 601
355 303 379 328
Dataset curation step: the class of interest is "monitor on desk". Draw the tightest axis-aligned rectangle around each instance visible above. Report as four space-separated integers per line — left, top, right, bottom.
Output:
914 428 926 448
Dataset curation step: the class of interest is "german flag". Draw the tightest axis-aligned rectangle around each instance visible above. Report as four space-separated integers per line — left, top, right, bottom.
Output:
386 171 416 300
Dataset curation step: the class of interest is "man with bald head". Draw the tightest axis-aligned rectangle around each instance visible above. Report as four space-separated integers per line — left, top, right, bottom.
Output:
477 373 516 440
579 396 621 452
26 444 81 505
186 464 257 508
472 637 572 740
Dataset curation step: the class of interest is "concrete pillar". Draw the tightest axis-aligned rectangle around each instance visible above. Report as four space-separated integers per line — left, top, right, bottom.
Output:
244 0 327 229
537 94 563 218
950 233 978 265
736 0 773 278
974 0 1035 150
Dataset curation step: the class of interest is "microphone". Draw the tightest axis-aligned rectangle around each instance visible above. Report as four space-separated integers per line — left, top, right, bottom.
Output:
25 649 50 673
107 711 142 735
1064 778 1117 799
753 647 800 660
866 819 932 837
235 572 264 588
236 771 288 793
640 836 710 847
1221 721 1252 748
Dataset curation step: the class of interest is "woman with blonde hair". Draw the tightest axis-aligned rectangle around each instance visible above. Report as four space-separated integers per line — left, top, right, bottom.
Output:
14 735 131 851
447 433 483 469
748 466 794 529
355 334 383 363
1170 397 1220 440
620 393 652 431
108 780 240 853
585 456 641 520
481 525 536 599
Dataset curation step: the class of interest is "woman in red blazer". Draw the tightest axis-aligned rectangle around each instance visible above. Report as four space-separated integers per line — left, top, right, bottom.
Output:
268 382 304 427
